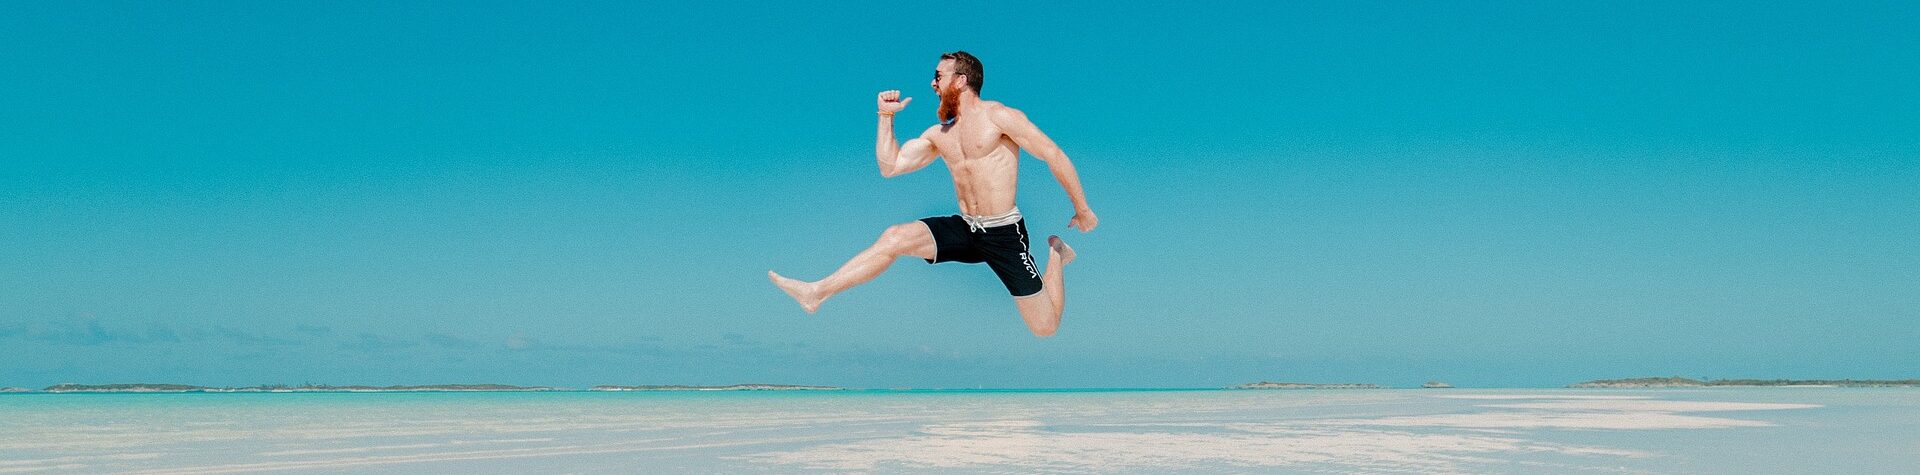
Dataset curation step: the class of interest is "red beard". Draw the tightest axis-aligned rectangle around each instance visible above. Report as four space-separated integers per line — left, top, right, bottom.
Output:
937 85 961 123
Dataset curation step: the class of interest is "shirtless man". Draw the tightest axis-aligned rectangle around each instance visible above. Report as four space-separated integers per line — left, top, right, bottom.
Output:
768 51 1098 337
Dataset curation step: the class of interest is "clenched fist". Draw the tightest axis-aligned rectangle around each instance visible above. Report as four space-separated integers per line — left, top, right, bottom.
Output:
1069 208 1099 233
877 90 911 115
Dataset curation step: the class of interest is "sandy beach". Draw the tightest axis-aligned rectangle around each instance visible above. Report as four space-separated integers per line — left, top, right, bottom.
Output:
3 388 1915 473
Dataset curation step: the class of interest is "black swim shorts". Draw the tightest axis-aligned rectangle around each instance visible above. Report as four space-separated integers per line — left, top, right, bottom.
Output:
919 215 1043 297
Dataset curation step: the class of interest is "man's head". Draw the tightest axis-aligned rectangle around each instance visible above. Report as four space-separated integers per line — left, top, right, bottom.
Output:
933 51 983 123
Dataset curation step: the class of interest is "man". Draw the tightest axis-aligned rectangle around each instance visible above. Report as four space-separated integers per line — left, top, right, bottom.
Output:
768 51 1098 338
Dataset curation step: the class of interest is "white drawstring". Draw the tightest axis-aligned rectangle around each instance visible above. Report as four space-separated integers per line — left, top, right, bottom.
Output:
961 207 1022 233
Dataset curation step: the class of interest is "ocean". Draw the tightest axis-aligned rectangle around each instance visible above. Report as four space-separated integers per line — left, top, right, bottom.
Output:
2 388 1916 473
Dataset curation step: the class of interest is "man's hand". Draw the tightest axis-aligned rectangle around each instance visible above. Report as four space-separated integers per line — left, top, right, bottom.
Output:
877 90 911 115
1069 208 1098 233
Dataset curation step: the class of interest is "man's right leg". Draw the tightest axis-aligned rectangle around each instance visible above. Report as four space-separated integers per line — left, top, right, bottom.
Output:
1013 235 1076 337
769 221 936 313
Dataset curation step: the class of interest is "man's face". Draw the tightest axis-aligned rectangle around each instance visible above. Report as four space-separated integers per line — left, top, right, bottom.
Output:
933 59 963 122
931 60 960 95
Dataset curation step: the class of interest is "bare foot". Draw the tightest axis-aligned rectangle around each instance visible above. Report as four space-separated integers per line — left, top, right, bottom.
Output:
1047 235 1076 266
768 270 824 314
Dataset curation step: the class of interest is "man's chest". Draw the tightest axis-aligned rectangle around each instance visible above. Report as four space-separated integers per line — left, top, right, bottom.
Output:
932 124 1014 161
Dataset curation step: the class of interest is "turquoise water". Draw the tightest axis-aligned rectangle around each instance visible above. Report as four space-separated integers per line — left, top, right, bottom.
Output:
2 389 1916 473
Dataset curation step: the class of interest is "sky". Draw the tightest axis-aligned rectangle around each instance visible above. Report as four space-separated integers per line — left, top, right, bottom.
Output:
3 1 1917 389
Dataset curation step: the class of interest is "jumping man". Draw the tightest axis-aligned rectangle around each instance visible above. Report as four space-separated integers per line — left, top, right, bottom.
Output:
768 51 1098 337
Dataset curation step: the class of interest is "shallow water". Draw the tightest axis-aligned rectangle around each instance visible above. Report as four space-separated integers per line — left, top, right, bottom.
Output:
1 388 1915 473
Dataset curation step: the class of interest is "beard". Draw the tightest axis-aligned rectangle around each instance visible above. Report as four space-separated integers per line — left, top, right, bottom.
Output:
937 84 961 123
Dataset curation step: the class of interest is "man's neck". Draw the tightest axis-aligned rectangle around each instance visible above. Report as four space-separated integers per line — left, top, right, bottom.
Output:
944 92 983 125
955 92 983 111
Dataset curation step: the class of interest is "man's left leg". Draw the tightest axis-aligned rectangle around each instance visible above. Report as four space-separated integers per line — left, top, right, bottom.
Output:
769 221 937 314
1013 235 1076 337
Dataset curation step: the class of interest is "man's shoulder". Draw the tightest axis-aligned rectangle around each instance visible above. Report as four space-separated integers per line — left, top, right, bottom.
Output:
917 123 945 137
982 101 1027 124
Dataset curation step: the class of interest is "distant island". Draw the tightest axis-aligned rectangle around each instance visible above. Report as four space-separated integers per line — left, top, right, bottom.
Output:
1422 381 1454 389
1570 377 1920 388
1231 382 1382 390
36 383 568 393
591 384 842 391
1 383 846 393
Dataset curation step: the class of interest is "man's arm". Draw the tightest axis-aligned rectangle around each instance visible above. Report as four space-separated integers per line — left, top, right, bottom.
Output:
875 90 939 178
993 105 1097 232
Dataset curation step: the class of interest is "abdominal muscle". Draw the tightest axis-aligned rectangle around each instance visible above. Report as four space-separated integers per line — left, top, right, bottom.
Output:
945 147 1021 217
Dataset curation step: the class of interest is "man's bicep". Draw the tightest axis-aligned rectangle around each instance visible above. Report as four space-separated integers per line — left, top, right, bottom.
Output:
900 137 936 162
894 136 940 173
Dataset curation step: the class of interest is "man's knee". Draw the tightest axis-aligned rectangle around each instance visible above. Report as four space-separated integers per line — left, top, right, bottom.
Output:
876 223 923 255
1015 294 1060 338
1028 322 1058 338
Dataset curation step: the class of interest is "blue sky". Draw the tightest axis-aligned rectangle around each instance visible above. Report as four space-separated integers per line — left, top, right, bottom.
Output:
3 1 1916 389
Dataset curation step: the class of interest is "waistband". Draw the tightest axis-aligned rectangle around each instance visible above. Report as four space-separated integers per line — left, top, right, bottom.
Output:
960 207 1022 233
